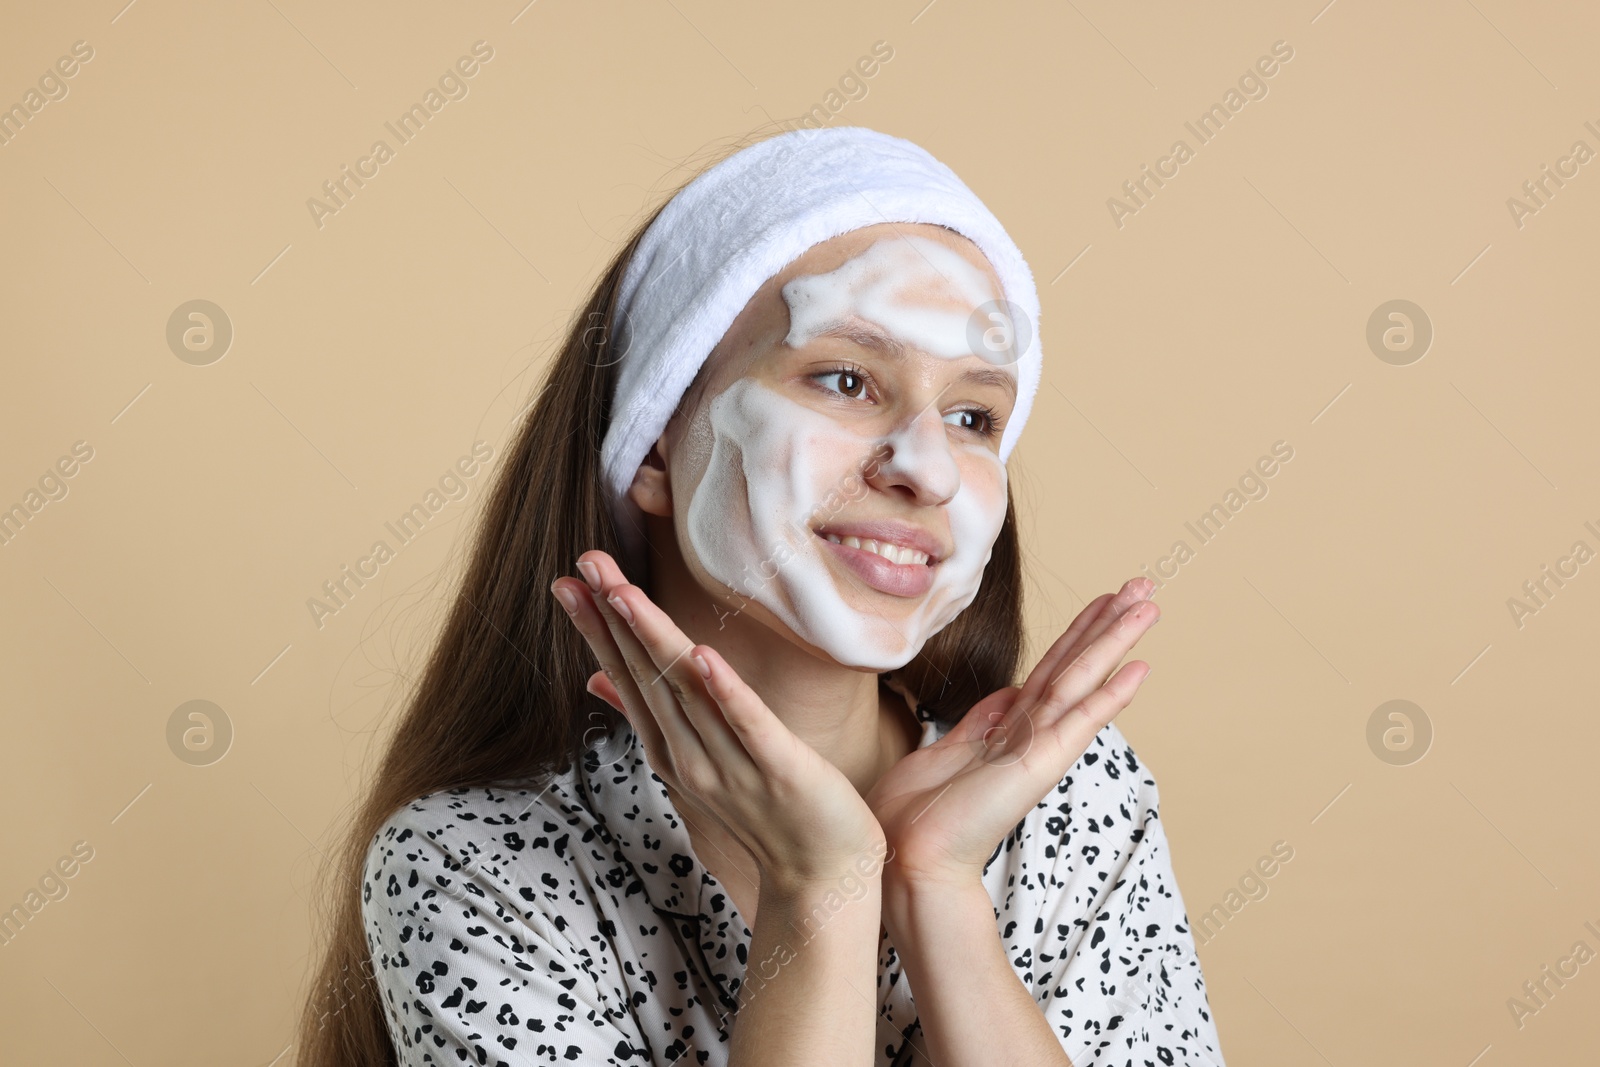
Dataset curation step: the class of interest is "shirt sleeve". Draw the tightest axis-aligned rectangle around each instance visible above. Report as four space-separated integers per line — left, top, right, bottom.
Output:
1027 723 1227 1067
361 801 655 1066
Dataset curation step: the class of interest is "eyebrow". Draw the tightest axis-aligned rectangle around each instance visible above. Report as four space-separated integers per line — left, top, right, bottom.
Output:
815 319 1019 401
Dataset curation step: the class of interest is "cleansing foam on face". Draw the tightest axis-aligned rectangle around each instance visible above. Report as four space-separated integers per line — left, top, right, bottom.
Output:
683 234 1014 669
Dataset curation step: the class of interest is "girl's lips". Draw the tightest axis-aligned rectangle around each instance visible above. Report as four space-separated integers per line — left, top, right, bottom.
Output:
815 531 936 597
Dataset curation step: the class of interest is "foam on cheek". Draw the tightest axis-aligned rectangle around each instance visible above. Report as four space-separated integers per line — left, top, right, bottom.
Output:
684 377 1008 670
782 234 1002 362
685 378 857 649
679 233 1014 669
934 455 1007 626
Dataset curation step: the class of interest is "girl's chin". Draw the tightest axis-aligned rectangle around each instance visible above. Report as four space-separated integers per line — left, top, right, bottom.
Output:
731 592 929 672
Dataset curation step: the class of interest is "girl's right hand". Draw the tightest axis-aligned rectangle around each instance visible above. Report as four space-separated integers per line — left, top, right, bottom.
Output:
551 550 886 894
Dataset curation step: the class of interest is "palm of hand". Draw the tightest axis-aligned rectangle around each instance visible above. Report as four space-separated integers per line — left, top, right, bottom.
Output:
866 580 1160 888
865 686 1040 882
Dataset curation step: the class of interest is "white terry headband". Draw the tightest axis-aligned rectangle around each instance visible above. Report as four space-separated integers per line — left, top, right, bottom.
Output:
601 124 1043 574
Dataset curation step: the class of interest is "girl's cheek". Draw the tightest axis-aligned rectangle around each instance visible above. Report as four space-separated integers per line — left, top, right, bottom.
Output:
950 459 1008 557
799 424 883 496
959 451 1006 507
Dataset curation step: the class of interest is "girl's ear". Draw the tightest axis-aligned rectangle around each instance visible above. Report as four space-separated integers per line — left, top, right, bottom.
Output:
625 437 672 518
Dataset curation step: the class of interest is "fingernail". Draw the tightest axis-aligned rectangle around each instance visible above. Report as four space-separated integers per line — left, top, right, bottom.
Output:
577 560 601 592
551 583 578 616
692 653 711 679
608 593 633 624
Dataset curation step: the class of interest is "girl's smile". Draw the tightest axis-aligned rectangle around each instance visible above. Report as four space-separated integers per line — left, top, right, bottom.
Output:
814 524 940 597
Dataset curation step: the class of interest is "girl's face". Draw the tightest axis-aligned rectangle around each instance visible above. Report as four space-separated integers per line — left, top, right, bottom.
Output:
664 223 1021 671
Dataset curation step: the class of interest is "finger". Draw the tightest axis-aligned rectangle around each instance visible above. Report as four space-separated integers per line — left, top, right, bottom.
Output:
578 551 725 779
586 668 696 773
1035 598 1160 729
602 579 759 784
1013 592 1114 711
1017 579 1150 710
1048 660 1150 760
586 670 624 714
1068 578 1154 654
581 554 808 788
553 575 667 763
941 685 1023 752
678 642 796 782
571 563 783 857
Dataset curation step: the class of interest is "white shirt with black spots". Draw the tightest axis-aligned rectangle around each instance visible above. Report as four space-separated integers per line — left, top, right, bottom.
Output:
362 706 1227 1066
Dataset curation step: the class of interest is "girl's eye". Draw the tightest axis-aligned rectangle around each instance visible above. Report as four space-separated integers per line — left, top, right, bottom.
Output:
946 407 1001 438
812 364 1003 440
815 367 869 400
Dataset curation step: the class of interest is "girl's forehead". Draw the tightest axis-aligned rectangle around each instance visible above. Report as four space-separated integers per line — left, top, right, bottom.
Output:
780 222 993 283
781 234 1000 353
687 225 1002 401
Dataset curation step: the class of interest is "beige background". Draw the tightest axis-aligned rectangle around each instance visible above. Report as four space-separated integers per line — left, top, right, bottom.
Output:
3 0 1597 1063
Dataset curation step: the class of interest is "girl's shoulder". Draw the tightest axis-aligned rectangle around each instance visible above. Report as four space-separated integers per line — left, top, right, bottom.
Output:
360 772 606 927
357 776 654 1062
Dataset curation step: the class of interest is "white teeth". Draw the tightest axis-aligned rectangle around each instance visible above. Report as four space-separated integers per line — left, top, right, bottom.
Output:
820 532 930 566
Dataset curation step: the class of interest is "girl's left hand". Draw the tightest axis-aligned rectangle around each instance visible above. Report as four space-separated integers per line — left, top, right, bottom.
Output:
865 577 1159 891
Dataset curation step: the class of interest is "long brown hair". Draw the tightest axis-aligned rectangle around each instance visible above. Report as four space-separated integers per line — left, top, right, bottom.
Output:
291 125 1025 1066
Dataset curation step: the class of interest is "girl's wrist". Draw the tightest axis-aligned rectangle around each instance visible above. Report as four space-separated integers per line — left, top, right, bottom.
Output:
761 840 891 903
881 871 992 939
881 855 985 898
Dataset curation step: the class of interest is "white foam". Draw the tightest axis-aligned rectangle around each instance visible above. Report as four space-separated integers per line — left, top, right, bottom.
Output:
680 232 1011 669
685 378 1005 669
781 234 1004 361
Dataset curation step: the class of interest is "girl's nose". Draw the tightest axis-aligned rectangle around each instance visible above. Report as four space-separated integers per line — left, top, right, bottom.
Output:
864 403 960 506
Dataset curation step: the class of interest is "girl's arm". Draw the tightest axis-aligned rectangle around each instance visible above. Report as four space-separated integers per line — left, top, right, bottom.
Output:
726 867 886 1066
884 875 1075 1065
865 580 1226 1065
362 805 651 1066
883 724 1226 1067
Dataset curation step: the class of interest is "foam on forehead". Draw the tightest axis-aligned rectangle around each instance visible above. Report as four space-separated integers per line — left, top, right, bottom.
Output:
601 125 1043 575
781 233 1007 363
